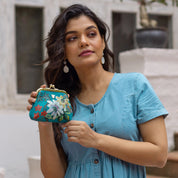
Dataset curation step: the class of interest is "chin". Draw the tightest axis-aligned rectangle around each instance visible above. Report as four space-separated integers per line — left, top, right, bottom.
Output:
76 59 101 69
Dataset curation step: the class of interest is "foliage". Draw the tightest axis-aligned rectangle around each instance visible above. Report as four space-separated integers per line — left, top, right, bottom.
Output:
120 0 178 6
120 0 178 28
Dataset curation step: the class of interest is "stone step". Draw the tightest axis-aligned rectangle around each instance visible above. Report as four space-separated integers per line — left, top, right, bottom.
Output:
174 132 178 150
146 151 178 178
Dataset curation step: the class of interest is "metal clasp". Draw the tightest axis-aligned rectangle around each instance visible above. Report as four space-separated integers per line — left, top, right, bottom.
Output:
49 84 55 89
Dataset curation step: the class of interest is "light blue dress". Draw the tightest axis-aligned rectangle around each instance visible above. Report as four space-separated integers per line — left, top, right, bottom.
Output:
61 73 168 178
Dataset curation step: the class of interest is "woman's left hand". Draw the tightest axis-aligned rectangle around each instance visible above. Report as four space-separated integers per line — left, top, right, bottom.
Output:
62 120 99 148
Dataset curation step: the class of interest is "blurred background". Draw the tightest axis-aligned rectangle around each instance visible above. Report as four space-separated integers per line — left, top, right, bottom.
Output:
0 0 178 177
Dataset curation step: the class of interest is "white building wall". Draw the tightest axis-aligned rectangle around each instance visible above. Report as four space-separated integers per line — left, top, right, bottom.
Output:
0 0 178 178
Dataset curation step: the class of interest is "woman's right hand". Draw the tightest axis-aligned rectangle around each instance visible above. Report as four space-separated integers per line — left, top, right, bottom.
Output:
27 84 53 129
26 84 69 130
27 84 46 111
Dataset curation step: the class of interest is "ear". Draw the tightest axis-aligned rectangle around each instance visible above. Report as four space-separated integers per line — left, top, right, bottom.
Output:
64 50 67 59
101 36 106 51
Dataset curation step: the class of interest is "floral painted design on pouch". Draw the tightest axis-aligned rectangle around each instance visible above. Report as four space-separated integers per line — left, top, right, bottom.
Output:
56 95 73 113
47 100 64 120
29 89 73 123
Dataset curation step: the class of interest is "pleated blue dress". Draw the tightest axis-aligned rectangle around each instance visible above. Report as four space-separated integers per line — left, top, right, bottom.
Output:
61 73 168 178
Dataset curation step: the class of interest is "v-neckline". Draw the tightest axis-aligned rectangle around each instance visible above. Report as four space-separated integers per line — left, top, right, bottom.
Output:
75 73 116 107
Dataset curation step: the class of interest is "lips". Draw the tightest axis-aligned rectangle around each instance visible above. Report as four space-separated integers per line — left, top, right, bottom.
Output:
79 50 94 57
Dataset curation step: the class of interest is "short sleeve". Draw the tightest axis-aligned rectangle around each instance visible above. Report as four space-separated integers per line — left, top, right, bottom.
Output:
135 73 168 124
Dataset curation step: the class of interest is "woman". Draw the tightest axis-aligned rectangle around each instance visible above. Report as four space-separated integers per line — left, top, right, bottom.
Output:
27 4 168 178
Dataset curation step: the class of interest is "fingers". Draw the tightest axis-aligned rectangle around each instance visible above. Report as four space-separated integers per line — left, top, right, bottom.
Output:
26 105 32 111
31 91 37 98
62 121 88 138
64 125 79 133
67 136 78 142
27 84 46 112
63 125 81 142
28 83 45 104
62 120 85 128
67 131 80 137
63 121 81 134
28 97 36 105
28 91 37 104
40 84 46 88
62 120 96 147
27 96 35 111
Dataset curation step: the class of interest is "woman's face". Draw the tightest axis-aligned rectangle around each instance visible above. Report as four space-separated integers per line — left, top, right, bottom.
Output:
65 15 105 70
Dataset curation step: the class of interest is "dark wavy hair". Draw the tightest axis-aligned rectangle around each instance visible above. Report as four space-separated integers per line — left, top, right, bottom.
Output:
43 4 114 154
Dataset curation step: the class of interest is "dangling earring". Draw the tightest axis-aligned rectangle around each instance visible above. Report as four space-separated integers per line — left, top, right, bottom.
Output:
101 53 105 65
63 60 69 73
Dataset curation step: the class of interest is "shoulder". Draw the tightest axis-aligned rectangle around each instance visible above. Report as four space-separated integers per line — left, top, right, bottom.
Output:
110 72 145 94
113 72 145 84
111 72 151 94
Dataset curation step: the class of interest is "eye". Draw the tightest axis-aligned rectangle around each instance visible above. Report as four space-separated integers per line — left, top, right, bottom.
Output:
88 31 97 37
66 36 77 42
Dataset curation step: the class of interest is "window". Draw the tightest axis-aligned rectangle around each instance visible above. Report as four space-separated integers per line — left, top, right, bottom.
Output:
149 14 172 48
15 6 43 94
112 12 136 72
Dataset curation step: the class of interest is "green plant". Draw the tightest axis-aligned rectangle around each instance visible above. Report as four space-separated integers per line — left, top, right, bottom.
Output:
120 0 178 28
120 0 178 6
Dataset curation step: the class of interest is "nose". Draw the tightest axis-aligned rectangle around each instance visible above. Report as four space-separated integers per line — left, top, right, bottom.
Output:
79 35 89 48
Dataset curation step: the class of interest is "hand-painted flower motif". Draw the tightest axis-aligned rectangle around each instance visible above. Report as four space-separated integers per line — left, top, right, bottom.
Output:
56 95 72 112
35 105 42 111
47 100 64 120
34 113 40 119
41 111 47 117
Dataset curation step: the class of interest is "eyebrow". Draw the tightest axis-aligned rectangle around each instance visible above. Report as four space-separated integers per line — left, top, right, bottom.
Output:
65 25 97 36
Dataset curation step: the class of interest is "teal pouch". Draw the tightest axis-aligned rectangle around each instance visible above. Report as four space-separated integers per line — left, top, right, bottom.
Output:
29 84 73 123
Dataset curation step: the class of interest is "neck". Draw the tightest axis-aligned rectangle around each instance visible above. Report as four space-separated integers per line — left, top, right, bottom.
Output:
76 65 109 92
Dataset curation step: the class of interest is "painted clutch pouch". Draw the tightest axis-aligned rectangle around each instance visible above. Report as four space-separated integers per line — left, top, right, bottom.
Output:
29 84 73 123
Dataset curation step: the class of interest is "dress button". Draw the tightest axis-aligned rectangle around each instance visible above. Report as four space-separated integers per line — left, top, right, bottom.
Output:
90 123 94 128
94 159 99 164
90 108 94 113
